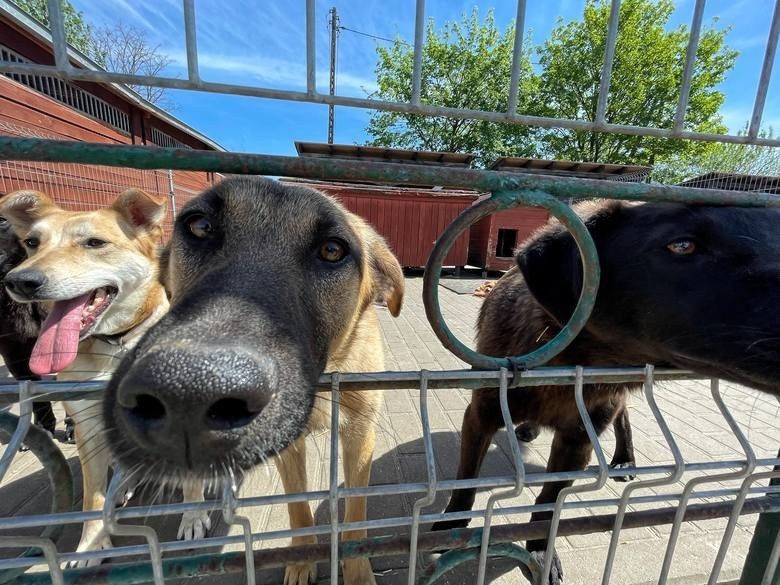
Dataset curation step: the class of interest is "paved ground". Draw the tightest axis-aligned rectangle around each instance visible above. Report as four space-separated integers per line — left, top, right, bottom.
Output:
1 275 778 584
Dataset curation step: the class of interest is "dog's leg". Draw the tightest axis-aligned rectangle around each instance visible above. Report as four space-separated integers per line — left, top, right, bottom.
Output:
65 400 112 568
339 414 377 585
609 405 636 481
432 400 500 532
275 435 317 585
177 478 210 540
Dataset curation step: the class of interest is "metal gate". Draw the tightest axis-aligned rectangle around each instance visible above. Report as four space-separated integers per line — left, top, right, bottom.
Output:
0 1 778 584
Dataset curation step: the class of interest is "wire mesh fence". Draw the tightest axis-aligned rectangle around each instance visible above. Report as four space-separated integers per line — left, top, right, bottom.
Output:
0 1 777 585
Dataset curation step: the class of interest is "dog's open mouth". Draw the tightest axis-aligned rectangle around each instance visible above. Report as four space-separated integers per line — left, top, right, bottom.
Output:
29 286 118 376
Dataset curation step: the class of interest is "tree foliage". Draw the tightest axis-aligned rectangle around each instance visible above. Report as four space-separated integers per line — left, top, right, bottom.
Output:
536 0 737 165
13 0 173 106
366 8 540 166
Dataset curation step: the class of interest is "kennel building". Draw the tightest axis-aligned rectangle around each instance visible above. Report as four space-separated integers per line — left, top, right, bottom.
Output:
0 1 778 585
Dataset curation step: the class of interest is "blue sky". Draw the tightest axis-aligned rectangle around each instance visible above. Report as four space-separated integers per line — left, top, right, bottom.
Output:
68 0 779 155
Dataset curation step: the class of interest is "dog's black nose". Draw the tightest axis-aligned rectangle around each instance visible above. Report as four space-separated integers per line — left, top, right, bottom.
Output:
115 346 277 466
5 268 47 298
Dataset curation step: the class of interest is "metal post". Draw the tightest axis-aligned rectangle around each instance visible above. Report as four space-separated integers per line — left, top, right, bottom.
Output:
167 169 176 219
739 448 780 585
328 7 339 144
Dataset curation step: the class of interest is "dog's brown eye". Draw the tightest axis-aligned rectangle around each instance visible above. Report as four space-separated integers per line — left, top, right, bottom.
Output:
85 238 107 248
23 237 39 249
667 240 696 255
319 239 346 263
187 215 213 239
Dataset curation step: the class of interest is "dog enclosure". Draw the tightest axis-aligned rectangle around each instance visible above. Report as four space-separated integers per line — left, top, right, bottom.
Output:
0 1 779 584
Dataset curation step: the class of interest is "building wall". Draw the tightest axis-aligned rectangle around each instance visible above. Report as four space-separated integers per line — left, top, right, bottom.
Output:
286 180 476 268
469 206 550 271
0 76 215 237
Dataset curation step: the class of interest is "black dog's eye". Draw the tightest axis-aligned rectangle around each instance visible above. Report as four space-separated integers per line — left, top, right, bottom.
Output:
666 239 696 255
319 239 347 263
84 238 107 248
23 237 39 249
186 214 213 239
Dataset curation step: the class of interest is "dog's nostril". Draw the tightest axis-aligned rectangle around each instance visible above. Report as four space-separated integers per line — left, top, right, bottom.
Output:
204 397 260 431
130 394 167 421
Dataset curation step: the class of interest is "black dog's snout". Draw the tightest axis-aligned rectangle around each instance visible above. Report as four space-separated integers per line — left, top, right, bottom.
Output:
115 346 277 464
4 268 47 298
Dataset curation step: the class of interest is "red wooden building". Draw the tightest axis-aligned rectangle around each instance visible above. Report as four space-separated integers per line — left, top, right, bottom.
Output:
291 142 479 269
0 2 223 236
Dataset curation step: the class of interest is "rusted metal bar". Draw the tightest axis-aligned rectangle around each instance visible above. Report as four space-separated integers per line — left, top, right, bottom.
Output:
10 498 778 585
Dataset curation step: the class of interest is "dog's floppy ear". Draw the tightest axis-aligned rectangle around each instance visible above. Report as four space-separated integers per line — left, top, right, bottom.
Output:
112 188 167 230
517 201 624 325
0 190 57 231
365 229 404 317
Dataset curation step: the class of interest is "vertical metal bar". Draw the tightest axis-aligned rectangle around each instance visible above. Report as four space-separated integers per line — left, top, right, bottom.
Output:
542 366 609 585
0 381 32 481
673 0 706 132
222 471 256 585
329 373 341 584
658 379 757 584
182 0 201 84
476 368 526 585
708 470 780 585
762 530 780 585
601 365 685 585
167 169 176 219
594 0 622 127
410 0 426 106
407 371 435 585
103 470 165 585
46 0 70 73
507 0 528 115
749 0 780 139
306 0 316 95
328 7 339 143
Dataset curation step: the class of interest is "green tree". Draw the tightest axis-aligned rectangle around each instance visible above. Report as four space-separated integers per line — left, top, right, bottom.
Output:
535 0 738 165
366 8 541 166
14 0 94 58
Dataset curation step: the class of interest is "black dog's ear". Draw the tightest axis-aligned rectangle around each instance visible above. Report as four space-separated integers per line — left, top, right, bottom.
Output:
517 201 625 325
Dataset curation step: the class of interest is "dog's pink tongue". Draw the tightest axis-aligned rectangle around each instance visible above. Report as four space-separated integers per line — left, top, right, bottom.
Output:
30 293 92 376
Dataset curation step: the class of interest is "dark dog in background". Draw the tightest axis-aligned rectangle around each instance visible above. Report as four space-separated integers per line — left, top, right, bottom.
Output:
0 213 56 436
434 200 780 584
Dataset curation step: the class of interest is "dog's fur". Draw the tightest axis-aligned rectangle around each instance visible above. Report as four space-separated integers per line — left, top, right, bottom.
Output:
1 189 171 566
103 177 404 585
0 215 54 435
434 200 780 584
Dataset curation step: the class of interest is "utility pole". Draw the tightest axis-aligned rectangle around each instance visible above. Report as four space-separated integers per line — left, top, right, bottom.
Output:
328 7 339 144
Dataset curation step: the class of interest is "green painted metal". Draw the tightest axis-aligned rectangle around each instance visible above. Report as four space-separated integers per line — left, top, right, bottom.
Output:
423 190 600 369
418 540 542 585
0 412 74 584
2 137 780 207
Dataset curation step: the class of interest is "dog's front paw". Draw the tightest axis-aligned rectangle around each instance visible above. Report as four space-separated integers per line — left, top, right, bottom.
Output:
610 461 637 482
177 510 211 540
342 557 376 585
67 533 113 568
525 550 563 585
284 562 317 585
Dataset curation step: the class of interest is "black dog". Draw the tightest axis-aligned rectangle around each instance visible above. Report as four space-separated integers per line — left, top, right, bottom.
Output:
434 200 780 584
0 214 56 436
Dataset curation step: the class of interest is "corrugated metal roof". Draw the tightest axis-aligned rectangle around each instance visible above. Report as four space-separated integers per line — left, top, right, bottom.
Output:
0 0 224 152
490 156 652 181
678 172 780 193
295 142 475 167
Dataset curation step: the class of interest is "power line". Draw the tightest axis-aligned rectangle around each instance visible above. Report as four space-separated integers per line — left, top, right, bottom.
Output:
338 25 411 47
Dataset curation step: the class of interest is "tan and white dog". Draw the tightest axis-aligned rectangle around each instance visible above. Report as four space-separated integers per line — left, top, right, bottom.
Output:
0 189 206 565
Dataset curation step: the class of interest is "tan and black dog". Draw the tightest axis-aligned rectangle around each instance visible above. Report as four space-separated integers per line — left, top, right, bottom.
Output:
103 177 404 585
0 189 207 565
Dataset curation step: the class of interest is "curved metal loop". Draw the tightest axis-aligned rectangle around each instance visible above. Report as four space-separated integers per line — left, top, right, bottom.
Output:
418 540 542 585
423 190 600 370
222 470 256 585
0 409 74 585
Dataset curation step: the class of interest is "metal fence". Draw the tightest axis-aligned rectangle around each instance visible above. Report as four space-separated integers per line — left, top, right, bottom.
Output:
0 1 778 584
